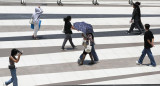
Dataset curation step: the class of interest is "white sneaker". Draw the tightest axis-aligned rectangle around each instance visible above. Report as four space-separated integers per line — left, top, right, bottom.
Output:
148 65 156 67
136 61 141 65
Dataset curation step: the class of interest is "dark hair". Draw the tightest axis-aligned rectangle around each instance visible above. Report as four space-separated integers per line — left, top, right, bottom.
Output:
87 33 94 40
135 2 141 6
63 16 71 22
11 49 18 57
145 24 150 30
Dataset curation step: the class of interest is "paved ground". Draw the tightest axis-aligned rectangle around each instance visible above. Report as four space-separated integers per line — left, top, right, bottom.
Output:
0 0 160 86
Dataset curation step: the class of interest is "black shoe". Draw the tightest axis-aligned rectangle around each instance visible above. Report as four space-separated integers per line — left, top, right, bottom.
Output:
61 48 65 50
126 31 131 34
73 46 77 49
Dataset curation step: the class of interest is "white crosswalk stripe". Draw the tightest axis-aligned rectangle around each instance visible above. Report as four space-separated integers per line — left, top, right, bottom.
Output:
0 1 160 86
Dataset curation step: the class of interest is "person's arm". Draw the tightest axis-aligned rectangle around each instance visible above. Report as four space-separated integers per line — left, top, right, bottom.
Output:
10 53 21 63
147 38 154 47
130 9 136 23
71 26 76 30
82 33 87 40
36 6 43 14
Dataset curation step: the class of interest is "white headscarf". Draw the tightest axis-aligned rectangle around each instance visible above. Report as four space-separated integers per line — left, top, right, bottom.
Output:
32 7 43 23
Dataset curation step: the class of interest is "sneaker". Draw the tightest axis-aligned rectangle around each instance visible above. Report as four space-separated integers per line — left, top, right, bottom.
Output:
148 64 156 67
3 82 7 86
136 61 141 65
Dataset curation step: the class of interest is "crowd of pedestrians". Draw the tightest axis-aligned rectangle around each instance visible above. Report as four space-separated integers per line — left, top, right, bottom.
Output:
3 1 158 86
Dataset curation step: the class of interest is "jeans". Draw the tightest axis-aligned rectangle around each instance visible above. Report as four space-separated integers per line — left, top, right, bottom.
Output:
138 48 156 66
62 34 75 49
5 69 18 86
80 45 99 61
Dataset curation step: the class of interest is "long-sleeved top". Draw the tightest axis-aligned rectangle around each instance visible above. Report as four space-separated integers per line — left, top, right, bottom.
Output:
131 7 141 21
32 8 43 23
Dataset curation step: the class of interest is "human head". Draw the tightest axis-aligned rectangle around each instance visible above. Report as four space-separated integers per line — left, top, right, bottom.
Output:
145 24 150 30
64 16 71 22
135 2 141 6
35 7 40 13
11 49 19 57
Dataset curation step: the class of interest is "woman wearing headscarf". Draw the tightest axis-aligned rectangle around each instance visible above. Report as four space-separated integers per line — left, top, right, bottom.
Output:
127 2 144 35
61 16 76 50
31 6 43 40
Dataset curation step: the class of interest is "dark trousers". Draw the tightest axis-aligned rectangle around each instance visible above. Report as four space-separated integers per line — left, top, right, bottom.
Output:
62 34 75 49
138 48 156 66
129 20 144 33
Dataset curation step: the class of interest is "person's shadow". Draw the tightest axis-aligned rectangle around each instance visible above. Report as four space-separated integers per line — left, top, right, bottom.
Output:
77 59 96 66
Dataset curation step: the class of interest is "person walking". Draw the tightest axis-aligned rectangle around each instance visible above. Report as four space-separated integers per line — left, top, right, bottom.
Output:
79 33 95 65
61 16 76 50
4 49 22 86
127 2 144 35
136 24 156 67
31 6 43 40
79 33 99 62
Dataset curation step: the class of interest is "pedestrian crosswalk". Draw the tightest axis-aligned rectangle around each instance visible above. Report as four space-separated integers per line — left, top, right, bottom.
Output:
0 0 160 86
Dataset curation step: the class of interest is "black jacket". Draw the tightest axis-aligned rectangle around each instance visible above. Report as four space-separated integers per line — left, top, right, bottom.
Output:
132 6 141 21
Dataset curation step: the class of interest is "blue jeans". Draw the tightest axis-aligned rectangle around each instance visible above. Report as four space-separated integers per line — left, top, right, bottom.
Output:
5 69 18 86
138 48 156 66
80 45 99 61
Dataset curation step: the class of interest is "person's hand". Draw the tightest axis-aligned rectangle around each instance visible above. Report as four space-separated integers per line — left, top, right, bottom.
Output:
151 43 154 47
18 53 22 57
130 20 133 23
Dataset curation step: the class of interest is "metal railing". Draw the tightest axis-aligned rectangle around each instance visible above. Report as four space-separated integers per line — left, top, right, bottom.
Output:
21 0 26 4
129 0 133 5
20 0 99 6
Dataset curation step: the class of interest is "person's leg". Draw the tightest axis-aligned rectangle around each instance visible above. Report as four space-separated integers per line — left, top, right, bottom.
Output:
5 69 14 85
68 34 75 48
89 53 94 64
139 21 145 31
146 48 156 66
91 45 99 61
62 34 69 49
135 21 142 34
12 69 18 86
128 23 135 33
79 53 83 60
138 48 147 64
33 23 39 38
80 53 86 65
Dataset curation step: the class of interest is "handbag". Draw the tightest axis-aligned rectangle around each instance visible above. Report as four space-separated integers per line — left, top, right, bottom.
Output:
8 65 15 69
82 40 87 48
29 18 34 24
85 40 92 53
